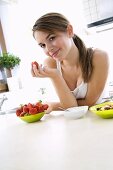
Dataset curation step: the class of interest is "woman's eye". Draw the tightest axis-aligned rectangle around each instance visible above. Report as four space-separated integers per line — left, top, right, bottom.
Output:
40 44 45 48
49 36 55 41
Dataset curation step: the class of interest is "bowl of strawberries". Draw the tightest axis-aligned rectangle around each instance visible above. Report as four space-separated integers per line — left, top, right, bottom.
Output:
16 100 48 123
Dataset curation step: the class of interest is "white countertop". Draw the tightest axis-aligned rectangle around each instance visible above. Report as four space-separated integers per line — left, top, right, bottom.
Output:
0 110 113 170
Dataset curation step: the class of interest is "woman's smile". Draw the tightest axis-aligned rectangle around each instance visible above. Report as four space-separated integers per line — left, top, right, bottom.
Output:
50 49 60 59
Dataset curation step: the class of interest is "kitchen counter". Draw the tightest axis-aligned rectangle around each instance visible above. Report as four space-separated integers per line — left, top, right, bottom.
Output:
0 109 113 170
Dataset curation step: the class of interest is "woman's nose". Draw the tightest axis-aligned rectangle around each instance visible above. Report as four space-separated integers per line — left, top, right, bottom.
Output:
46 44 54 52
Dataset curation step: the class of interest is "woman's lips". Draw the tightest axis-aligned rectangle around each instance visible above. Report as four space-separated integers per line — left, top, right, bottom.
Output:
51 49 60 58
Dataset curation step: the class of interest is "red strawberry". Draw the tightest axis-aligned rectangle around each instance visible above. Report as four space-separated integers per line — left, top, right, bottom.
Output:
29 108 38 115
36 101 43 107
38 106 44 113
20 112 26 117
23 105 29 113
43 104 49 110
27 103 33 109
16 109 22 116
32 61 39 69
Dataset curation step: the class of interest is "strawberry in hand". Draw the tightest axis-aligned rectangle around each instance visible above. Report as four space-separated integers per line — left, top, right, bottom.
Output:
32 61 39 69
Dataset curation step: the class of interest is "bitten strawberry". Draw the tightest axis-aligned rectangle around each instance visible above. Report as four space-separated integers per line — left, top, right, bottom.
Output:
32 61 39 69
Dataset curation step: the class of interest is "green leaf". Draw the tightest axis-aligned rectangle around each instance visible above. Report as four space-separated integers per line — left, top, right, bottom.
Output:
0 52 21 69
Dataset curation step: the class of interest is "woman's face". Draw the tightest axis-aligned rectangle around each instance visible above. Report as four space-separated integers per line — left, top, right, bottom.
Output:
34 28 73 61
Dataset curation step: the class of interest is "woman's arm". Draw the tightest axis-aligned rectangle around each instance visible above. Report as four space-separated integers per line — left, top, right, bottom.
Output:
77 49 109 106
32 57 78 109
51 74 78 108
45 58 78 108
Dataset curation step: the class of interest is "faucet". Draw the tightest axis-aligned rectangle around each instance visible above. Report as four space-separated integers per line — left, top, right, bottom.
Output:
0 94 8 111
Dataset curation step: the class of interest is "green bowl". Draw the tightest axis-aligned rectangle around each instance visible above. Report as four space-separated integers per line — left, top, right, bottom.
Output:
19 112 45 123
89 102 113 119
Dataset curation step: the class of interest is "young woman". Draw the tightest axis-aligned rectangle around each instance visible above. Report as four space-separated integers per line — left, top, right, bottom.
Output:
31 12 109 113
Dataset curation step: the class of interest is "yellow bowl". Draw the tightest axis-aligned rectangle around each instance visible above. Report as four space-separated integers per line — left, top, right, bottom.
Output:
19 112 45 123
89 102 113 119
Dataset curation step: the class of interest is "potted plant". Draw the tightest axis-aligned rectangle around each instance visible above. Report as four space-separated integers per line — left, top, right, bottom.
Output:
0 52 21 77
0 52 21 92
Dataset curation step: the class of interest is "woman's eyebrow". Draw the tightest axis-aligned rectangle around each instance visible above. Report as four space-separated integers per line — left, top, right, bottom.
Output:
46 33 52 40
38 33 52 46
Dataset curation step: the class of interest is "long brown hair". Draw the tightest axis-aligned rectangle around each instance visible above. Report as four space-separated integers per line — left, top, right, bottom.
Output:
32 12 94 82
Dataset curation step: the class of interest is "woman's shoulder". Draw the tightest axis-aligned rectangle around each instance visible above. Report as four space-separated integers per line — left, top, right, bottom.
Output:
43 57 56 68
92 48 109 66
93 48 109 59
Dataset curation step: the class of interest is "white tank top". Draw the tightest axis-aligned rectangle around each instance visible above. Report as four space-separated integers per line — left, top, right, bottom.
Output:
56 61 107 104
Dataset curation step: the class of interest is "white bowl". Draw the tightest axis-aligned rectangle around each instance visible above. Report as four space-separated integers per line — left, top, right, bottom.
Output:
63 106 88 119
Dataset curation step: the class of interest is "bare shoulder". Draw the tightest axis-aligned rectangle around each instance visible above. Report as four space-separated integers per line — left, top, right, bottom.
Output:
93 48 109 66
85 49 109 105
43 57 57 68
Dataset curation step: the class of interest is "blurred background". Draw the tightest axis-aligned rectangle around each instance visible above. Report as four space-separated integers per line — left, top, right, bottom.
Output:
0 0 113 99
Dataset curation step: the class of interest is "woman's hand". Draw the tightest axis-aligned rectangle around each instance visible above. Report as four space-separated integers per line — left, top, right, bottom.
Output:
45 103 53 114
31 63 60 79
44 102 62 114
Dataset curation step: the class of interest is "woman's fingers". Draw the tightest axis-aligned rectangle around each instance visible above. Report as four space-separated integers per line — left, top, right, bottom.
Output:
31 64 59 78
32 64 46 77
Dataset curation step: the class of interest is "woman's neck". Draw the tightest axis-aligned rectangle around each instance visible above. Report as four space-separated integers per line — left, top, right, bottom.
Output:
62 43 79 67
